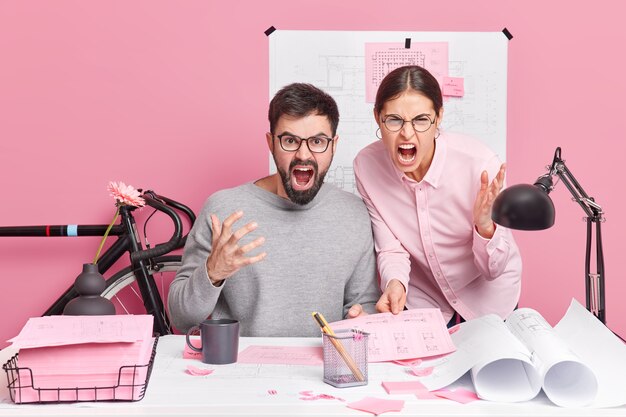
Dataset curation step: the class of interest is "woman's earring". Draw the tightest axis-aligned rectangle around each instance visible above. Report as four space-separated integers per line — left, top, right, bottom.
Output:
435 127 441 139
376 128 382 139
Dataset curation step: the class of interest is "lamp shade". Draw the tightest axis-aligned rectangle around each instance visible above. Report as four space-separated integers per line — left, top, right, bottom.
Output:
492 184 556 230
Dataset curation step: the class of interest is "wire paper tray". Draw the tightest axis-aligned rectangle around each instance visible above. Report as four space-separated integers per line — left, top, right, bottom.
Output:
2 336 159 404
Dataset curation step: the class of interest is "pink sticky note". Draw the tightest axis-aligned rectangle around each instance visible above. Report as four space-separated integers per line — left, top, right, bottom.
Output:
382 380 429 394
448 324 461 334
433 388 480 404
347 397 405 415
186 365 214 376
442 77 464 97
415 389 440 400
183 337 202 359
392 358 422 367
299 391 345 402
407 365 434 377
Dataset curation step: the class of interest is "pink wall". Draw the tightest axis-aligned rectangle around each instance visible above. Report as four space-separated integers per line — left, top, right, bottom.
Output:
1 1 624 346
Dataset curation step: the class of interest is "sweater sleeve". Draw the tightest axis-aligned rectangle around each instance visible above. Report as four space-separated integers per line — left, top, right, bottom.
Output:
168 201 223 332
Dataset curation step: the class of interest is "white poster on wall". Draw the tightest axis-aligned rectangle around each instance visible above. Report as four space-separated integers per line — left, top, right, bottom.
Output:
269 30 508 194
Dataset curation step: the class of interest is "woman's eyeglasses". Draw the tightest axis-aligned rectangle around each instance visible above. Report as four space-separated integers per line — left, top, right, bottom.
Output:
381 114 435 133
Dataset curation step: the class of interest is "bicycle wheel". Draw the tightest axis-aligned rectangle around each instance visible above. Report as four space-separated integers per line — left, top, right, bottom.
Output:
101 255 182 333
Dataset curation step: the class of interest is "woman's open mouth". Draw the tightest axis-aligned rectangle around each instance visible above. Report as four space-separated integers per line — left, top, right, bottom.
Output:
397 143 416 165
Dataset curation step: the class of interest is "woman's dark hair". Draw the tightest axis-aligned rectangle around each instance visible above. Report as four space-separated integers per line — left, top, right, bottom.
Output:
374 66 443 117
268 83 339 136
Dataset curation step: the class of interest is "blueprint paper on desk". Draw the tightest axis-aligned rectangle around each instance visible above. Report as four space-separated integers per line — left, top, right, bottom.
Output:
329 308 455 362
417 299 626 408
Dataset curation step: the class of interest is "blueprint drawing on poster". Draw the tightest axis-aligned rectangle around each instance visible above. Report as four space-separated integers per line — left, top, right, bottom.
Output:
269 31 508 194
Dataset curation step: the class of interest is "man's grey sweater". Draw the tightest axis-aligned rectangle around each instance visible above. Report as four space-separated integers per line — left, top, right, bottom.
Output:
168 182 380 337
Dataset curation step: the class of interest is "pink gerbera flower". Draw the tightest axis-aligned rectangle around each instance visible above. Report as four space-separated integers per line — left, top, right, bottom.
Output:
93 181 145 264
107 181 145 207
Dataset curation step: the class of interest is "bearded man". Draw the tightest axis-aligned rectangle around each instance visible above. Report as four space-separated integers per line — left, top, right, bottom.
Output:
169 83 380 336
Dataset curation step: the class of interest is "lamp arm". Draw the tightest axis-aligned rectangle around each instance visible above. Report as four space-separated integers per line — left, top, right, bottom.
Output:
546 147 606 324
549 147 603 221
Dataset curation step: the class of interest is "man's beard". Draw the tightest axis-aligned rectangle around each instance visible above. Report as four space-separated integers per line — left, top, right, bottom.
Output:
275 158 328 205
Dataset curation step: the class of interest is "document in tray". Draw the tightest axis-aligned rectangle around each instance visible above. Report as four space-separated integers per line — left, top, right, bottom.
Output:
8 314 153 348
418 300 626 408
6 315 155 403
329 308 455 362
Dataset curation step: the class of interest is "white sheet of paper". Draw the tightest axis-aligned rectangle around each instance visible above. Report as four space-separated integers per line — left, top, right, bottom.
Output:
505 308 597 407
554 300 626 408
420 300 623 408
419 314 542 402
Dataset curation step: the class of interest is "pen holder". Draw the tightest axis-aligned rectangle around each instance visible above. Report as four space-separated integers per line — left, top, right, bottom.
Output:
322 329 368 388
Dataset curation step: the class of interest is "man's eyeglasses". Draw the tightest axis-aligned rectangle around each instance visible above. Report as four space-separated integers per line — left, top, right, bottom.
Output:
274 133 334 153
381 114 436 133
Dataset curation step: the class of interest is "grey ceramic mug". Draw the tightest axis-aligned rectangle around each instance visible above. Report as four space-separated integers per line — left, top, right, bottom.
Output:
186 319 240 364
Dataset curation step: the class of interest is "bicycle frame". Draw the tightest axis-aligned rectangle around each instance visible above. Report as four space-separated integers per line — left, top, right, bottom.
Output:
0 190 196 336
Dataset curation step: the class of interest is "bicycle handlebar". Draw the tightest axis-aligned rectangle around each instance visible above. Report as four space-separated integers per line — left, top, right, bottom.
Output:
129 191 195 263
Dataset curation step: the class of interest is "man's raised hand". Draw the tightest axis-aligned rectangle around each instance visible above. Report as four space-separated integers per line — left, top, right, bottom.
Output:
206 211 266 285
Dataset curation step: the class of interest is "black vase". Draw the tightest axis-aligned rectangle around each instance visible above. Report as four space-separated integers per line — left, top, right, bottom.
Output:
63 263 116 316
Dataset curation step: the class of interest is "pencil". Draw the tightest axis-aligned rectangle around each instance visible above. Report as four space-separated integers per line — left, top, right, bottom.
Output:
312 312 365 382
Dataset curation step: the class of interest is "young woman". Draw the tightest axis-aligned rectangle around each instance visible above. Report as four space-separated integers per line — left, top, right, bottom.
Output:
354 65 522 326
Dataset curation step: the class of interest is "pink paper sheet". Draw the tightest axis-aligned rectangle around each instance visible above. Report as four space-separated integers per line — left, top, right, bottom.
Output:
382 380 429 395
365 42 448 103
9 315 154 403
330 309 455 362
183 337 202 360
237 345 323 365
433 388 480 404
14 338 155 403
442 76 465 97
9 315 153 348
347 397 405 415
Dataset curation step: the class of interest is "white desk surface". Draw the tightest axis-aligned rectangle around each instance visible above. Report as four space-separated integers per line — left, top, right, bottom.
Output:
1 335 624 417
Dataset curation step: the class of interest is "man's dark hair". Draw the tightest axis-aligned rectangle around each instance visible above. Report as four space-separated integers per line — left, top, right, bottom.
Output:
268 83 339 136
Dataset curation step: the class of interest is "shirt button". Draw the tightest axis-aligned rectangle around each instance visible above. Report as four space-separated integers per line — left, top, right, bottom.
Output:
452 300 457 304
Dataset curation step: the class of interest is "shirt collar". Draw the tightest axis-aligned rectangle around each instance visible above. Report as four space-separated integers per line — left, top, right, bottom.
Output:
397 133 447 189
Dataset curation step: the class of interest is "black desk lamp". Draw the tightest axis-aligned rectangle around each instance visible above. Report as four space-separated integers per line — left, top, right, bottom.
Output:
491 147 606 323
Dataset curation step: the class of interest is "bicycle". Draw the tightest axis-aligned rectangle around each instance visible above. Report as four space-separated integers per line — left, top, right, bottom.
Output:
0 190 196 336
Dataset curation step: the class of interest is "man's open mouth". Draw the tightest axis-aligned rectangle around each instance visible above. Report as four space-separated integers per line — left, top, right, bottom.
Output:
292 166 315 189
397 143 416 164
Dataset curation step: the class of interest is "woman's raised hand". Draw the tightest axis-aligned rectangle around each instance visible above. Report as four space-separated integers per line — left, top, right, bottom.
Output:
473 163 506 239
